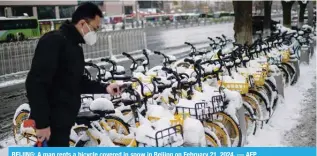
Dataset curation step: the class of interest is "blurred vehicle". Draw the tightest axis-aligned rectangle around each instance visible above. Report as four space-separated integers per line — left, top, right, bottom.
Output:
0 17 40 42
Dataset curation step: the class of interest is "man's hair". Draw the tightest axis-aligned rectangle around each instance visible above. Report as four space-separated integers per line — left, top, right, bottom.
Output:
71 2 103 24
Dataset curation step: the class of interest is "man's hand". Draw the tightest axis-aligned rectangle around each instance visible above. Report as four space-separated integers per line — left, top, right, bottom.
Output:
106 83 121 96
36 127 51 142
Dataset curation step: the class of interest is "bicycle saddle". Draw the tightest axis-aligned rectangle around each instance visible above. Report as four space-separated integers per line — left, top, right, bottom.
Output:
76 111 100 126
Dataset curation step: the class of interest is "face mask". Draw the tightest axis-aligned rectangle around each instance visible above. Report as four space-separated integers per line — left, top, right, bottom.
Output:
82 23 97 46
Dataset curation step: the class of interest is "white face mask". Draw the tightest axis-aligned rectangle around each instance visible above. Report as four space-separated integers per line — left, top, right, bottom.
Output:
82 23 97 46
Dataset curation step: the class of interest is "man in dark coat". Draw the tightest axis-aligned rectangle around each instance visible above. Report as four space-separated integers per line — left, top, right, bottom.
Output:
25 2 120 147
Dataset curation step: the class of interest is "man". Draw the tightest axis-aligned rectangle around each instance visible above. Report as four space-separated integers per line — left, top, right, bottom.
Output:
25 2 120 147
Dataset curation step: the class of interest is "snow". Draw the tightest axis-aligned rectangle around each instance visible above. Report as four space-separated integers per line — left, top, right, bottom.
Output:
146 105 174 119
222 89 243 124
13 103 30 125
89 98 115 111
222 74 246 83
212 122 232 147
160 23 234 48
204 127 221 147
135 117 184 147
0 78 25 89
246 53 316 146
183 117 206 146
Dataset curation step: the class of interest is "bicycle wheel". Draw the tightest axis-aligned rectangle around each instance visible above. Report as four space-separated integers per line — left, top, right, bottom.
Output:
73 126 99 147
210 112 242 147
205 121 231 147
243 95 262 135
278 66 290 85
205 131 221 147
262 83 273 103
75 139 99 147
248 89 271 119
281 63 296 85
13 110 33 145
103 115 130 135
69 140 76 147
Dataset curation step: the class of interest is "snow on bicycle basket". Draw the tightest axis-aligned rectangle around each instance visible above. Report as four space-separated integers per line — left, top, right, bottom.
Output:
135 117 184 147
220 74 249 94
176 95 224 121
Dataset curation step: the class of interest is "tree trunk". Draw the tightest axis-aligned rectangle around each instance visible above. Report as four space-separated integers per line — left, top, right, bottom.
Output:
298 1 307 28
233 1 253 45
307 1 314 26
281 1 295 28
263 1 272 37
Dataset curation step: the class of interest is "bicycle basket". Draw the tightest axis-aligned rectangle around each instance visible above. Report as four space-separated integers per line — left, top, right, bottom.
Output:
175 102 211 121
253 72 265 87
219 81 249 94
261 63 269 77
210 95 224 113
281 50 290 63
154 124 184 147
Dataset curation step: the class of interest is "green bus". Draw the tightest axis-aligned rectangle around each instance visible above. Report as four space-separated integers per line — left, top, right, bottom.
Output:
0 17 41 42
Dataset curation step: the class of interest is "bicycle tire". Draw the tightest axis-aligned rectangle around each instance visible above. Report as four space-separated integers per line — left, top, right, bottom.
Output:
205 131 220 147
281 63 297 85
211 112 242 147
75 139 96 147
243 95 262 134
248 90 270 113
242 101 256 130
103 115 130 135
278 66 290 85
72 126 90 147
265 79 277 92
13 110 31 145
205 121 231 147
263 83 273 104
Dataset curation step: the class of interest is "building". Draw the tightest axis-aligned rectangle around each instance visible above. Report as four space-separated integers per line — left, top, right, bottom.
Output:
0 0 137 19
0 1 78 19
138 1 163 9
102 1 136 16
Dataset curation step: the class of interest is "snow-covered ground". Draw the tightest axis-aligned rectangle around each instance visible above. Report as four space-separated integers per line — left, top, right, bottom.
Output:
246 55 316 147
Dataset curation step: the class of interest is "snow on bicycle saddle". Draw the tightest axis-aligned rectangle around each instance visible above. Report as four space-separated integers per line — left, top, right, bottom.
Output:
147 105 174 119
90 98 115 111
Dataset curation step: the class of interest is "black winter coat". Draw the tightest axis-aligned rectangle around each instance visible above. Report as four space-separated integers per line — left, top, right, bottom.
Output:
26 21 107 129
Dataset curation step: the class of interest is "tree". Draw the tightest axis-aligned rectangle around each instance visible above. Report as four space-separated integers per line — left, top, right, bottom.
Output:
263 1 273 36
233 1 253 45
298 0 308 28
281 1 295 28
307 1 315 26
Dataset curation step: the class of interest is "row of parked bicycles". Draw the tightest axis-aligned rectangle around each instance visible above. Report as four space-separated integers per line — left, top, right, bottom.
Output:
12 24 316 147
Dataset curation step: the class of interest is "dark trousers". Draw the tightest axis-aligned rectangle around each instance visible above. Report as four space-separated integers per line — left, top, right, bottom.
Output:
47 126 71 147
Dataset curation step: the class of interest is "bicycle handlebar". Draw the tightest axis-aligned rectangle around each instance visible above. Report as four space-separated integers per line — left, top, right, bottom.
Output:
142 49 150 66
84 62 102 81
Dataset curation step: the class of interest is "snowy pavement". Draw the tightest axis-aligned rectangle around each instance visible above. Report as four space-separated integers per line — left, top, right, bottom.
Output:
246 55 316 147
